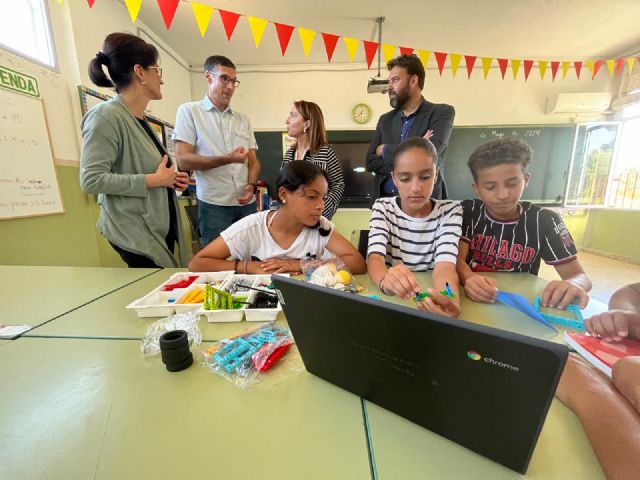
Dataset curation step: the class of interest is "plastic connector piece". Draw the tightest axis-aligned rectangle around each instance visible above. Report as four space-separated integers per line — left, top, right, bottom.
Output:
533 296 585 330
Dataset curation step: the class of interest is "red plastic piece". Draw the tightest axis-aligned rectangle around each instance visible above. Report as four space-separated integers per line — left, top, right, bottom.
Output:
258 343 292 372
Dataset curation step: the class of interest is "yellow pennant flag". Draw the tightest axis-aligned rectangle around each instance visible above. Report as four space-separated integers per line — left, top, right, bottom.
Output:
57 0 62 4
382 44 396 63
298 28 316 58
417 49 430 69
586 60 596 78
343 37 359 63
449 54 461 77
247 16 268 48
561 61 571 80
124 0 142 23
191 3 213 37
606 59 615 76
511 59 521 79
538 60 548 80
481 57 492 79
627 58 636 76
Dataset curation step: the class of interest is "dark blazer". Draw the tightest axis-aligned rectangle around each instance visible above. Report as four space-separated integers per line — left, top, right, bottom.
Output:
366 98 455 205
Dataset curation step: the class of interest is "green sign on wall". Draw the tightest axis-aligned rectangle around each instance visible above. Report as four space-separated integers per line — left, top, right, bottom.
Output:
0 65 40 98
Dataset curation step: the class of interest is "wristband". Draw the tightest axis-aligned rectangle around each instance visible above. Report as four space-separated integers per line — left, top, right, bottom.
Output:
378 274 389 295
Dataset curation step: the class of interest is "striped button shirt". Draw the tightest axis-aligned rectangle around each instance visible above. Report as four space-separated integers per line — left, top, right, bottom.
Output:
282 145 345 219
460 199 578 275
367 197 462 271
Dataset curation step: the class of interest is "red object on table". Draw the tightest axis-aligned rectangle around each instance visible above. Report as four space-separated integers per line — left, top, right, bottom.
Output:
258 343 292 372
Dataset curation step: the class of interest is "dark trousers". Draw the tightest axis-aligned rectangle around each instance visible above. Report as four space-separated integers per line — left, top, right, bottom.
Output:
109 236 175 269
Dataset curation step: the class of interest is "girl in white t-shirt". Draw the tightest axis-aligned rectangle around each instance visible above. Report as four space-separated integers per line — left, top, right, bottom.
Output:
189 162 366 274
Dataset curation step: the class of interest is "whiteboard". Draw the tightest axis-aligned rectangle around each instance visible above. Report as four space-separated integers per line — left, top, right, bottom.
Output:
0 89 64 219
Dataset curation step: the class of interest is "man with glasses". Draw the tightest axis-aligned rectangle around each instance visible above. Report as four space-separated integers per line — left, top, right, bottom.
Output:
366 54 455 205
174 55 261 246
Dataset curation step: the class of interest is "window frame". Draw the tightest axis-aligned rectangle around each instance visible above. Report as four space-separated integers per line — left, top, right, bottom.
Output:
0 0 58 71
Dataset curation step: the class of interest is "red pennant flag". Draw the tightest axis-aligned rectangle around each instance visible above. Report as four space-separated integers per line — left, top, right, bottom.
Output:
274 23 295 55
87 0 95 7
592 60 604 79
523 59 534 81
434 52 448 76
497 58 508 79
321 33 339 62
399 46 414 56
550 61 560 81
464 55 477 78
615 58 625 75
157 0 179 30
574 61 582 79
363 41 379 69
218 9 241 40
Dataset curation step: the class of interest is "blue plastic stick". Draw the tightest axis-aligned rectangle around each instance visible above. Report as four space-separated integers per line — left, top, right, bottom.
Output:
495 290 558 332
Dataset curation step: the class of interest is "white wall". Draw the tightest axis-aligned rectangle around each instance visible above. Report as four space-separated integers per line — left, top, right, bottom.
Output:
189 64 614 131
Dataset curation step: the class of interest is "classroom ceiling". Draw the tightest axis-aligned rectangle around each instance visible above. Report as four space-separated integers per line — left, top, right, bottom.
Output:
133 0 640 69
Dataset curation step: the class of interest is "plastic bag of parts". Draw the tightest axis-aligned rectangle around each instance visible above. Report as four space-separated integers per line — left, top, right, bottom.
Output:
140 311 202 356
202 322 294 389
300 256 364 293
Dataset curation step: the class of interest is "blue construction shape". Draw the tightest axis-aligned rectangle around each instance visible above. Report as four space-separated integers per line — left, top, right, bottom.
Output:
533 296 585 330
213 326 289 373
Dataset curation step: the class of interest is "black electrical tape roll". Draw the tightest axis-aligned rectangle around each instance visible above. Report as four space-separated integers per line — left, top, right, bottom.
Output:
159 330 192 372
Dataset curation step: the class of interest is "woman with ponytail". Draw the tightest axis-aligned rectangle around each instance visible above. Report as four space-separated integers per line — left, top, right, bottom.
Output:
80 32 189 268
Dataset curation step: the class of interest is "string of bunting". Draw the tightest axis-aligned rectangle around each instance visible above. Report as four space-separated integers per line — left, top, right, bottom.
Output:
58 0 638 81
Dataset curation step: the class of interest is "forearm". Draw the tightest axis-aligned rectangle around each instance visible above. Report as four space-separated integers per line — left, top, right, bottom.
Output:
610 284 640 312
339 252 367 275
433 262 460 299
188 256 235 273
456 259 475 285
80 170 147 197
564 272 592 293
247 152 260 184
367 254 388 287
177 152 230 171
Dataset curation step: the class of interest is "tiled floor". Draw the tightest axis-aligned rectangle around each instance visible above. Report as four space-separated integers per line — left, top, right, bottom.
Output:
538 251 640 305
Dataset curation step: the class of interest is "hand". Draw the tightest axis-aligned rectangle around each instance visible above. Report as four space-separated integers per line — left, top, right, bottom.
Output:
227 146 248 164
380 264 421 300
417 288 461 317
542 280 589 309
585 310 640 342
173 171 190 191
147 156 177 188
423 129 434 141
260 258 301 274
237 184 255 205
463 274 497 303
375 144 385 156
556 353 611 410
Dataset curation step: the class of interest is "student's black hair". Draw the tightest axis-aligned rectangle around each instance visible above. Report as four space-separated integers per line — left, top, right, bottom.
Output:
392 137 438 171
204 55 236 72
467 137 532 182
387 54 425 90
276 161 331 236
88 32 159 93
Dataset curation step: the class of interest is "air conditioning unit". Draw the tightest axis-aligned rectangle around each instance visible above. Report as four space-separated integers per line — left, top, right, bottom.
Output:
544 92 612 114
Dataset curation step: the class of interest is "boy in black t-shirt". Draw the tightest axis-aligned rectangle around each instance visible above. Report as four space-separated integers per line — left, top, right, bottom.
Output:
456 137 591 309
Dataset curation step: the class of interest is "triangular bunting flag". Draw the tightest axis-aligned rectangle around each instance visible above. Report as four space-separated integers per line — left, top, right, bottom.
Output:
574 61 582 79
606 59 615 76
343 37 359 62
523 60 534 81
538 60 548 80
449 54 461 77
497 58 508 79
157 0 179 30
87 0 95 7
274 23 295 55
218 9 241 40
562 61 571 79
321 33 339 62
417 50 430 69
247 16 268 48
591 60 603 79
615 58 625 75
511 59 521 79
125 0 142 23
481 57 492 79
434 52 448 76
627 58 636 76
399 46 414 56
464 55 477 78
382 44 396 63
191 3 213 37
363 41 380 69
586 60 595 78
550 61 560 81
298 28 316 58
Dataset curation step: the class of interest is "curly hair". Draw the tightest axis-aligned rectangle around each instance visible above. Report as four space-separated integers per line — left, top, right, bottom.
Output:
468 137 532 182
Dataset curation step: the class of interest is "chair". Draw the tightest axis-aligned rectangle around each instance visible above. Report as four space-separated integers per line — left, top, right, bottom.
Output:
184 204 202 253
350 229 369 259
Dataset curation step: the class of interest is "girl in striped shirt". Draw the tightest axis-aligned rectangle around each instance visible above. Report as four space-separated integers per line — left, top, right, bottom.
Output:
367 137 462 317
282 100 345 219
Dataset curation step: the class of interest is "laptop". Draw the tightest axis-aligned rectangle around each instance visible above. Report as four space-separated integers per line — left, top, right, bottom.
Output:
272 276 568 474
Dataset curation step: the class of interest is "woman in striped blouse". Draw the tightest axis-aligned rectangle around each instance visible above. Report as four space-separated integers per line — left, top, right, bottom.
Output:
282 101 345 219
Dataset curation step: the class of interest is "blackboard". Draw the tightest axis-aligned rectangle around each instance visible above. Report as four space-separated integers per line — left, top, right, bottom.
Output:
254 125 577 205
444 126 576 203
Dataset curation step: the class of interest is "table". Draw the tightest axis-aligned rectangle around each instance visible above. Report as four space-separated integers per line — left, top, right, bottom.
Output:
0 337 372 480
0 265 158 329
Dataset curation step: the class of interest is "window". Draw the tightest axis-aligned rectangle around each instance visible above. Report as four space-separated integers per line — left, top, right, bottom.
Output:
608 117 640 209
0 0 56 68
